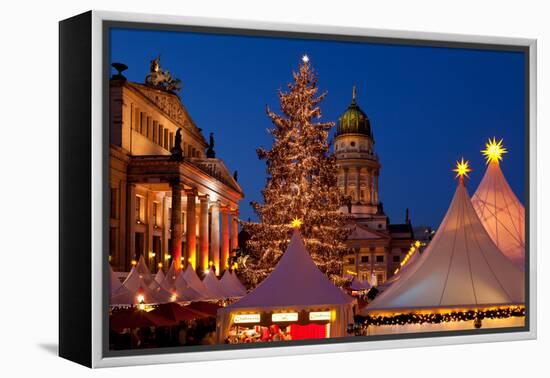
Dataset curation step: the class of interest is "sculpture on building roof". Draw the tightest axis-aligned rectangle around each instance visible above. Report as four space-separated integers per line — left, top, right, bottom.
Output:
145 55 182 92
206 132 216 158
170 128 184 161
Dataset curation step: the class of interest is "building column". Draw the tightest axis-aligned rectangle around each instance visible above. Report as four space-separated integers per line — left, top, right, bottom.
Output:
356 167 361 203
126 184 137 271
220 206 230 273
198 194 210 274
146 191 154 269
343 167 349 195
210 200 220 274
231 209 239 253
118 179 127 271
185 188 197 270
374 173 379 204
162 194 170 267
170 182 183 271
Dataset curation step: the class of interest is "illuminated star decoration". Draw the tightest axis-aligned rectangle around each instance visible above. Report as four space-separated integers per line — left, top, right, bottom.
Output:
453 157 472 179
481 137 508 164
291 217 303 228
302 54 310 63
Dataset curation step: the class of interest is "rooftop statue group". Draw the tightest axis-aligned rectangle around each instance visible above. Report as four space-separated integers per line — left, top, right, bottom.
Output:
146 55 182 92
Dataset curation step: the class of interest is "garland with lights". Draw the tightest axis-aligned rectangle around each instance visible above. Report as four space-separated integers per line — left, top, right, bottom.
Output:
241 55 351 287
347 306 525 334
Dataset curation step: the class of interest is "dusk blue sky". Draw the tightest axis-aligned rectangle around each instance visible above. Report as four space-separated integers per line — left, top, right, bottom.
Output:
110 28 526 229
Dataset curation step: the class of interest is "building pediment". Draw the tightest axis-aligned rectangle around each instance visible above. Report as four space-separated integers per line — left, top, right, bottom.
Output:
128 82 206 144
346 223 390 240
191 158 243 195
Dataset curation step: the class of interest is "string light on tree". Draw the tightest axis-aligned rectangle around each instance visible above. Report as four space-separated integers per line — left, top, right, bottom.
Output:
482 137 508 164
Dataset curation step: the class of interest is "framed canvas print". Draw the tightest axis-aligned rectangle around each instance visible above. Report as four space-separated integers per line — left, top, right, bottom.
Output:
59 10 537 368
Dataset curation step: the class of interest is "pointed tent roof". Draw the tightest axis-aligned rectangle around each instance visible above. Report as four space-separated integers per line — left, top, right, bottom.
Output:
225 230 354 311
230 271 247 294
174 272 204 301
111 265 174 305
203 268 232 298
111 272 174 305
110 265 122 295
349 277 370 291
472 160 525 269
154 269 165 287
160 261 178 291
135 255 155 287
368 179 524 311
378 247 421 290
182 264 218 300
221 271 246 297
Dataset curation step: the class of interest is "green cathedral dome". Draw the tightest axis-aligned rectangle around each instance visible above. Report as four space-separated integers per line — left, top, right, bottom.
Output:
336 86 372 138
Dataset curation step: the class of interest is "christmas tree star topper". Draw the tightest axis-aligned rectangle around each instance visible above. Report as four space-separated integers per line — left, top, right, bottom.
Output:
291 217 303 229
302 54 310 63
453 157 472 179
482 137 508 164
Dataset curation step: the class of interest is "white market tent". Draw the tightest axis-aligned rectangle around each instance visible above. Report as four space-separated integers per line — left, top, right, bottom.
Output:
230 271 248 294
135 255 154 287
217 229 355 342
110 265 122 295
349 277 370 291
174 272 204 301
160 261 178 292
203 269 233 298
182 264 218 300
377 247 421 291
110 265 174 305
367 178 524 312
220 270 247 297
472 159 525 270
153 268 165 287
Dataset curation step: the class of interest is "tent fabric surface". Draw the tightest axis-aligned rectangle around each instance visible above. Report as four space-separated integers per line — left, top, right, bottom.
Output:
182 265 217 300
217 230 355 342
220 271 246 297
230 271 247 294
367 181 525 312
203 269 232 298
111 265 174 305
110 265 122 295
160 261 178 291
349 277 370 291
378 248 421 291
471 161 525 269
153 269 165 287
135 256 154 287
174 273 204 301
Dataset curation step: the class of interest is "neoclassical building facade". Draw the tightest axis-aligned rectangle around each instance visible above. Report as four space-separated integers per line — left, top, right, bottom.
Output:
109 60 243 275
335 87 415 284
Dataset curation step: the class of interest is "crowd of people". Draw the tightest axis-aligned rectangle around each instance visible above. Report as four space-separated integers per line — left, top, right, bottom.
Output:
110 317 217 350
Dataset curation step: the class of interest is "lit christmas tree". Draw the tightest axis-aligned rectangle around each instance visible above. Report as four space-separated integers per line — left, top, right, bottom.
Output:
242 55 350 286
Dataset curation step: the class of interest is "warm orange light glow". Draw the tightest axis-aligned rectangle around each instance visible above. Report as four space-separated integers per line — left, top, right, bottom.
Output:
131 260 137 266
414 240 421 248
453 158 472 179
157 262 163 268
482 137 507 164
291 217 303 228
